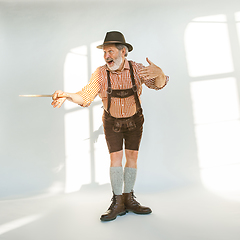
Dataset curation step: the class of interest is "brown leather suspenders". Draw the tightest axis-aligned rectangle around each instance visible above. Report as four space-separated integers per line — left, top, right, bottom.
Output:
106 61 141 114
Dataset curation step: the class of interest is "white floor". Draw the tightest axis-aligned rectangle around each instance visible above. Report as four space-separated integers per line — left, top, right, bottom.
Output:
0 186 239 240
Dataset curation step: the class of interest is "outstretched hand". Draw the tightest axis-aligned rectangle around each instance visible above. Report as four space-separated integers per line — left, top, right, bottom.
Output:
51 90 69 108
139 58 164 82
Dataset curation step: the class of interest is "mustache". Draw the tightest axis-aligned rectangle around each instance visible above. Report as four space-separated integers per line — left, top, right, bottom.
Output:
106 58 114 63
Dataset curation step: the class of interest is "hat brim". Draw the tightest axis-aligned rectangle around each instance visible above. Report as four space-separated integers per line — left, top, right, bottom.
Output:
96 41 133 52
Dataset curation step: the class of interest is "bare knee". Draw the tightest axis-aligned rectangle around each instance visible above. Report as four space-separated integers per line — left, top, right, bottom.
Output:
110 150 123 167
125 150 138 168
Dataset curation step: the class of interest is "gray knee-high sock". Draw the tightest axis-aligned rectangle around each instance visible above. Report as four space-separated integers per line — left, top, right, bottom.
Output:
110 167 123 195
124 167 137 193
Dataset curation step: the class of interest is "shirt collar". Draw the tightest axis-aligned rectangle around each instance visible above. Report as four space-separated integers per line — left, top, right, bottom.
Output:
123 59 130 70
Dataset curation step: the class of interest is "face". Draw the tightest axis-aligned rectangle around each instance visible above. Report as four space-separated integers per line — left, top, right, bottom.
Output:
103 44 125 71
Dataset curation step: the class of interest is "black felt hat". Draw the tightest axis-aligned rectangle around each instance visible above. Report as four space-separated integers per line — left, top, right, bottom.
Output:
96 31 133 52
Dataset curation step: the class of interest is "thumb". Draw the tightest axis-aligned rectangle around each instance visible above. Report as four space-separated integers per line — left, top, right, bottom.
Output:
58 92 68 98
146 57 153 65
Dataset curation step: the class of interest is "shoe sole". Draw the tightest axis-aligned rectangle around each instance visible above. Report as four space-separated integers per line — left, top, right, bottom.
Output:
126 210 152 214
100 211 127 221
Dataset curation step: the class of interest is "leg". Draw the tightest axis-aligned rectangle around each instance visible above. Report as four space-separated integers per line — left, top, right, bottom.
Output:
124 149 138 193
123 151 152 214
109 150 124 196
123 113 142 193
100 151 126 221
121 113 151 214
101 112 126 221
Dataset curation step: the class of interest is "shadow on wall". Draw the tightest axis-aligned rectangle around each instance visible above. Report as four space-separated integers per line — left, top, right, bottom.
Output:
0 0 240 200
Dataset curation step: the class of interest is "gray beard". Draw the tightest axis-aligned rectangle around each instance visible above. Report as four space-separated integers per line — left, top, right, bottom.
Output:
108 54 123 71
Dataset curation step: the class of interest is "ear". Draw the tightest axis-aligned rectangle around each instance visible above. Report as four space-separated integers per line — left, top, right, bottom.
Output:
121 47 126 57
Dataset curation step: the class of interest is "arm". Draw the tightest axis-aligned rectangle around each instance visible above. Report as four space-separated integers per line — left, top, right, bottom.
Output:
51 67 102 108
139 58 167 89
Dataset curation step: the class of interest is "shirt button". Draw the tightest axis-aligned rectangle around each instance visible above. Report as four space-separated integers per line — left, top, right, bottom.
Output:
122 104 124 106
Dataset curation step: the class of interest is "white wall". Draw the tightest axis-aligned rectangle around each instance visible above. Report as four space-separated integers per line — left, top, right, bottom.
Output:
1 0 240 199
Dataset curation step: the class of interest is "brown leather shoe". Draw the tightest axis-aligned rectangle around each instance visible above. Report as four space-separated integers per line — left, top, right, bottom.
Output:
123 191 152 214
100 194 127 221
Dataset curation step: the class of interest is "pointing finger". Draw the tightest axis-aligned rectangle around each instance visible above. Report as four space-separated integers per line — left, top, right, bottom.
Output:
146 57 152 65
146 57 156 66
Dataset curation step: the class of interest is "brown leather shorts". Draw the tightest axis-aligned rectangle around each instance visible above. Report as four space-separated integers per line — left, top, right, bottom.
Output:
102 109 144 153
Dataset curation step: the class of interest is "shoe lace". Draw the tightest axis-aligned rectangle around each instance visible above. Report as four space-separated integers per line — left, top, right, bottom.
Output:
108 194 117 210
130 191 141 206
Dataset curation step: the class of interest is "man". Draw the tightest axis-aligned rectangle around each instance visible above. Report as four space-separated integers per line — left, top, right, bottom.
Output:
52 31 169 221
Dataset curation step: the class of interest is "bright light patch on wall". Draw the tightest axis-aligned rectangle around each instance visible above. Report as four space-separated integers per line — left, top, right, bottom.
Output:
201 165 240 201
63 42 109 193
192 14 227 22
92 104 110 185
235 11 240 21
191 78 240 169
186 14 240 201
185 15 234 77
235 12 240 48
64 46 88 110
191 79 240 200
90 42 109 185
195 120 240 168
64 109 91 193
90 41 106 103
91 41 105 73
190 78 240 124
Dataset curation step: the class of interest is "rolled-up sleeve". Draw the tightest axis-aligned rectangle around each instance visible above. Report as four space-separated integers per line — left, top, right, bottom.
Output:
134 62 169 90
144 75 169 90
76 68 102 107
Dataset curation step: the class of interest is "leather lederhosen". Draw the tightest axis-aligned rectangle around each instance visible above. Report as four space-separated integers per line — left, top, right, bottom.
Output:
105 61 143 133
